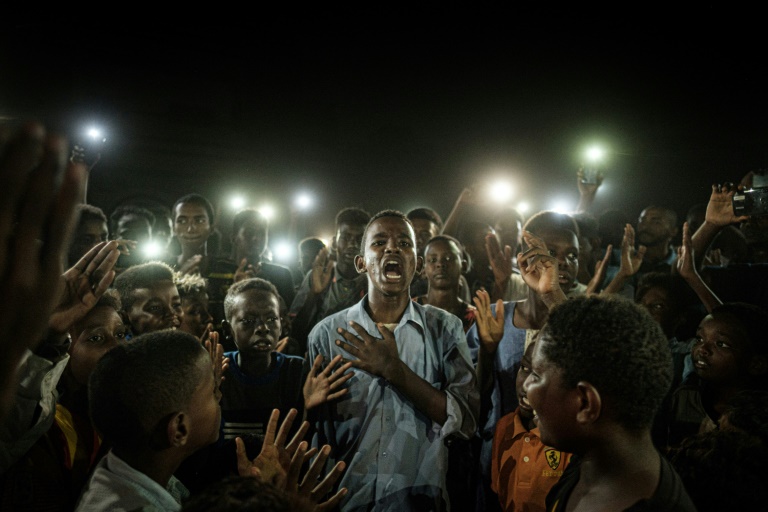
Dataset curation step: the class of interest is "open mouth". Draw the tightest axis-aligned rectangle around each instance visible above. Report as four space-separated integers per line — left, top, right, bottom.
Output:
519 394 533 412
558 273 571 284
383 259 403 281
694 358 709 370
251 339 273 351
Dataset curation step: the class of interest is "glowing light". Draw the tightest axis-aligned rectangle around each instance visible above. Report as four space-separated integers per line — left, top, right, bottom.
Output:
259 204 275 221
516 201 531 214
295 193 312 210
273 241 293 262
550 201 573 214
488 180 514 203
229 195 246 210
143 241 163 259
585 145 604 163
86 127 106 142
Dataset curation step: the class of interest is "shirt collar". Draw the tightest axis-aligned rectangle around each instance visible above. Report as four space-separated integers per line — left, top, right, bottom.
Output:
347 295 426 336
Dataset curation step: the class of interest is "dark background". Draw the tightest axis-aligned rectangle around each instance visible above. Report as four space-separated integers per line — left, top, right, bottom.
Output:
2 8 766 256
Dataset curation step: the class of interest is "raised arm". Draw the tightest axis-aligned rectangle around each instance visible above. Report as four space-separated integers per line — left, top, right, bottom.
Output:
602 224 646 295
691 183 749 268
677 222 722 313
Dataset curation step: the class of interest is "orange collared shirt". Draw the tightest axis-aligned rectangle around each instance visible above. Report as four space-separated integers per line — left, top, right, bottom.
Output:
491 407 572 512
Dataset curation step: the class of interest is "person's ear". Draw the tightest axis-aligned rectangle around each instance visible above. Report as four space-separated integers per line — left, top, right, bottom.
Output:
166 411 189 448
355 254 367 274
222 320 234 341
574 381 602 425
461 256 469 274
416 255 424 275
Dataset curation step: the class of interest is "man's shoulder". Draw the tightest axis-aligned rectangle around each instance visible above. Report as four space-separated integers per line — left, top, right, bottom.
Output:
261 261 293 277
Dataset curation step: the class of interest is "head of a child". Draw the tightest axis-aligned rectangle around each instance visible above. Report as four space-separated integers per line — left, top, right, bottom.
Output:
224 278 282 367
68 204 109 267
114 261 182 336
524 211 580 292
692 303 768 389
635 272 687 339
334 207 371 276
423 235 467 293
357 210 421 298
89 330 220 459
176 273 213 338
516 341 537 426
231 209 269 265
524 296 672 454
67 290 127 387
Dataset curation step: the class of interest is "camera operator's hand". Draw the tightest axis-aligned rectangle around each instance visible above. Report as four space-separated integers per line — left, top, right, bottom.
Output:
704 183 749 227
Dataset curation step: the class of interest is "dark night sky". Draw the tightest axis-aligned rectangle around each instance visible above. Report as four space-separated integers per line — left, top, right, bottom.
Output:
2 9 766 252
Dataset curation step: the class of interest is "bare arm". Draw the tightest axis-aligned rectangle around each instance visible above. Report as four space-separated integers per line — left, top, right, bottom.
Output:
677 222 722 313
691 183 749 269
602 224 646 295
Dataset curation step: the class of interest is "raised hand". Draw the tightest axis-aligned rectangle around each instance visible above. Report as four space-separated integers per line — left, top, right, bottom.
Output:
311 247 334 294
286 442 348 511
517 231 567 309
178 254 203 275
234 258 261 283
48 240 120 334
203 330 228 393
585 244 612 295
303 354 354 410
704 183 749 227
472 289 505 355
335 322 401 380
576 167 604 197
236 408 310 486
676 222 698 282
486 233 514 285
617 224 646 278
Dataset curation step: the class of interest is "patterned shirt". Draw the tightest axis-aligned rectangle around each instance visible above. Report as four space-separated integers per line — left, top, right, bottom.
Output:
308 297 479 511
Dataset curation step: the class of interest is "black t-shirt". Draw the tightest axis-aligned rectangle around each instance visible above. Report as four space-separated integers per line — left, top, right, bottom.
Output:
545 453 696 512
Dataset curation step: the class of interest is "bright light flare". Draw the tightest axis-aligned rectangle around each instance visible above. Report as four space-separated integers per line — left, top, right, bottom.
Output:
259 204 275 221
86 127 106 142
516 201 530 214
549 201 573 214
229 195 246 210
585 146 604 163
143 241 163 259
295 193 313 210
273 241 293 262
488 180 514 204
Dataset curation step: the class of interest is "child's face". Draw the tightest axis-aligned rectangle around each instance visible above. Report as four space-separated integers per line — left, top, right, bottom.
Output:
523 334 576 449
424 239 463 291
174 202 211 251
233 217 268 264
356 216 420 298
536 229 579 292
228 289 281 358
516 342 536 421
184 351 222 451
693 313 752 385
637 286 679 338
69 306 127 386
179 293 213 339
126 280 183 336
410 218 440 257
68 219 109 265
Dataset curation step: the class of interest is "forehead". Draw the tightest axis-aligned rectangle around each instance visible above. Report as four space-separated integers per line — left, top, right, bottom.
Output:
699 313 750 342
78 219 108 235
174 202 209 220
182 291 209 304
639 286 670 303
365 216 415 241
410 218 439 232
231 289 280 313
425 239 461 255
540 229 579 248
337 222 365 237
237 217 267 234
118 214 151 229
131 280 178 301
640 208 672 222
76 305 122 333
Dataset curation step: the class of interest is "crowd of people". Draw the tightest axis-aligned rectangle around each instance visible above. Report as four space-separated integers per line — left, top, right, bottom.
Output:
1 122 767 511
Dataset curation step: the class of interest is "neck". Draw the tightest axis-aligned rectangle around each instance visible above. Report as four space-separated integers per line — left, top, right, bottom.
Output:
365 291 409 324
180 243 207 260
577 429 658 486
336 260 357 280
113 447 182 490
424 287 461 315
238 352 272 377
513 289 550 330
642 242 671 264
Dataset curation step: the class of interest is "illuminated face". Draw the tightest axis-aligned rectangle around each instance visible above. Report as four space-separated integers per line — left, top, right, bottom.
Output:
410 218 441 257
174 203 211 251
233 217 268 264
126 280 182 336
228 289 281 361
538 229 579 292
68 219 109 266
153 215 174 249
516 342 536 422
424 239 464 291
69 306 127 386
179 293 213 338
692 314 753 386
115 214 154 268
335 222 365 270
184 351 222 451
495 218 522 253
523 333 576 449
356 216 420 298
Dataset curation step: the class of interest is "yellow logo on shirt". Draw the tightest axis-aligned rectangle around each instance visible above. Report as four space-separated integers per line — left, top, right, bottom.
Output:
544 448 562 470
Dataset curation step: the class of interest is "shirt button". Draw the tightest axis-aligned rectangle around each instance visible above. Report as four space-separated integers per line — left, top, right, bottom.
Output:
523 456 530 462
382 452 388 458
524 437 530 442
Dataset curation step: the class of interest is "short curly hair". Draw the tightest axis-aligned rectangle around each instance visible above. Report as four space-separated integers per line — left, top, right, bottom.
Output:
406 207 443 230
174 273 208 300
360 210 415 254
113 261 176 312
540 295 672 430
335 207 371 230
223 277 280 322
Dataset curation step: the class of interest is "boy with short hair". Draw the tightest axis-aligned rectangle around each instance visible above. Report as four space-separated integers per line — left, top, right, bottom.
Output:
176 273 213 339
524 296 695 511
76 330 220 511
113 261 183 336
